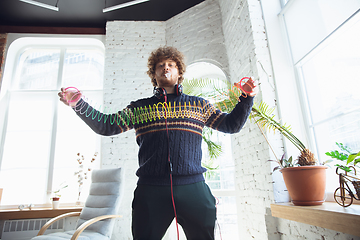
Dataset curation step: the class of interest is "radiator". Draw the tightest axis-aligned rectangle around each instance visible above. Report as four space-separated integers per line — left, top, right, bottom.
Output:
1 218 64 240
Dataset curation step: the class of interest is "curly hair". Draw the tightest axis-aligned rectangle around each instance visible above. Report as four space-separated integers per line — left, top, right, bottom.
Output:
147 46 186 87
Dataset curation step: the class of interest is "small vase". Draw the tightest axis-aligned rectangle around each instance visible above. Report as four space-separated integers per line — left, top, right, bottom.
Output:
76 191 82 205
52 197 60 209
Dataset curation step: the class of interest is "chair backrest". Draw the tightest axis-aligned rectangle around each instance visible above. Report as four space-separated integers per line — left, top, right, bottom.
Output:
76 168 123 238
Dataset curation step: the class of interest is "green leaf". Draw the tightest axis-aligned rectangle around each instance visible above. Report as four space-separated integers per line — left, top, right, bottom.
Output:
336 142 352 154
335 164 352 172
251 102 306 152
325 150 348 161
347 151 360 165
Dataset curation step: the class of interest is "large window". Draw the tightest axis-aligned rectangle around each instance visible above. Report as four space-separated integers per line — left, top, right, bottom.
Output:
279 1 360 193
0 37 104 206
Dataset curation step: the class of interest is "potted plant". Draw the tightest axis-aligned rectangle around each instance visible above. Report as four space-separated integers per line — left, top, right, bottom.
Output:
183 77 327 205
325 143 360 206
51 182 68 209
250 102 328 206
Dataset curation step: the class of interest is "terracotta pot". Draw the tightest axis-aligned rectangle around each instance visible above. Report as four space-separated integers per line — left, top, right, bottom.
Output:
280 166 327 206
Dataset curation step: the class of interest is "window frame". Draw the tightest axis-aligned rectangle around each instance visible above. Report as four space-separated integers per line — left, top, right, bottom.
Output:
273 0 360 199
279 2 360 152
0 35 105 208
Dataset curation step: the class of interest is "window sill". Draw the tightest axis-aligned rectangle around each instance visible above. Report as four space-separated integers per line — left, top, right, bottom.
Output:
271 202 360 237
0 206 82 220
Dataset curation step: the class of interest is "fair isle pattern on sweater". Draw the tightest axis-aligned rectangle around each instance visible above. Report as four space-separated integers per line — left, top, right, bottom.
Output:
74 93 254 186
118 99 218 138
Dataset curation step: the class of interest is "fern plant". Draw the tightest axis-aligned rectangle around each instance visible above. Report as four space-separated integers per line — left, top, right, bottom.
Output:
201 127 221 179
251 101 317 169
182 78 222 175
183 77 318 170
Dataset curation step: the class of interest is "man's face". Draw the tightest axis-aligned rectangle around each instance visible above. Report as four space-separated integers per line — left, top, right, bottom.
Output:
154 59 180 88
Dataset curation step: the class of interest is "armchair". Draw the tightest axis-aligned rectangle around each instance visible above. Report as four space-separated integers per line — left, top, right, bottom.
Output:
31 167 123 240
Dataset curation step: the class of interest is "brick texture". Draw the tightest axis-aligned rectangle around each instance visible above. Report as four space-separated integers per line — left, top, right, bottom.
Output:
166 0 229 75
103 21 166 239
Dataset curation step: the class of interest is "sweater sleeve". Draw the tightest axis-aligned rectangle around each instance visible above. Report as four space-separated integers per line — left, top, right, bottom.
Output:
204 95 254 134
72 99 134 136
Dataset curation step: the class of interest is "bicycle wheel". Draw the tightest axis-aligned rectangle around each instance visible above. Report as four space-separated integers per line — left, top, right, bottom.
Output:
334 187 353 207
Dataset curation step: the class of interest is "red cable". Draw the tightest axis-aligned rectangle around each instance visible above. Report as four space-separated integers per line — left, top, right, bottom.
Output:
214 196 223 240
164 96 180 240
169 171 180 240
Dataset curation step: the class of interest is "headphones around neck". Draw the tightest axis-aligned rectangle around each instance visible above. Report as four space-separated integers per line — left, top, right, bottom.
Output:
153 84 183 100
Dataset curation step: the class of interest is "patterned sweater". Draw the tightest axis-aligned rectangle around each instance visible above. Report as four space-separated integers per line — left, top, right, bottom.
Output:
74 93 254 186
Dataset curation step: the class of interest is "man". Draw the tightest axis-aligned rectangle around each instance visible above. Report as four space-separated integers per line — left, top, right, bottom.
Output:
59 46 258 240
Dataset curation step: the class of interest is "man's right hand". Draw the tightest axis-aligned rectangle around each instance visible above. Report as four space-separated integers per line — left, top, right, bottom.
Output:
58 87 82 107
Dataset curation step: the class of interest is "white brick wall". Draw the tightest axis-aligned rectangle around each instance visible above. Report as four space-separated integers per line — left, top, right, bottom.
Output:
219 0 280 239
104 21 166 240
166 0 229 75
102 1 357 240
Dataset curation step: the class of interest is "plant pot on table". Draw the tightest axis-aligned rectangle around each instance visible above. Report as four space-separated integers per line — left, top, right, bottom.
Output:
280 165 327 206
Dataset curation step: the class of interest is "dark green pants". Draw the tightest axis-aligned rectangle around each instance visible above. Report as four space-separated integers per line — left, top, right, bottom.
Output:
132 181 216 240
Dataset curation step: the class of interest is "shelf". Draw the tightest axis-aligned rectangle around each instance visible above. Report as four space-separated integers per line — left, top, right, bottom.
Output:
271 202 360 237
0 207 82 220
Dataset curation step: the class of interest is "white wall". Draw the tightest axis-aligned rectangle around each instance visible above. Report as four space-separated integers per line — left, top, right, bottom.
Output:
103 21 166 239
218 0 281 239
166 0 229 75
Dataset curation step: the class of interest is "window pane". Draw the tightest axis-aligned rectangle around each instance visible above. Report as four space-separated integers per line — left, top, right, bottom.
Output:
215 196 239 239
314 111 360 192
283 0 360 63
53 92 102 203
0 92 54 205
62 49 104 90
15 49 60 90
204 131 235 190
313 111 360 163
299 11 360 163
301 20 360 124
0 38 104 206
